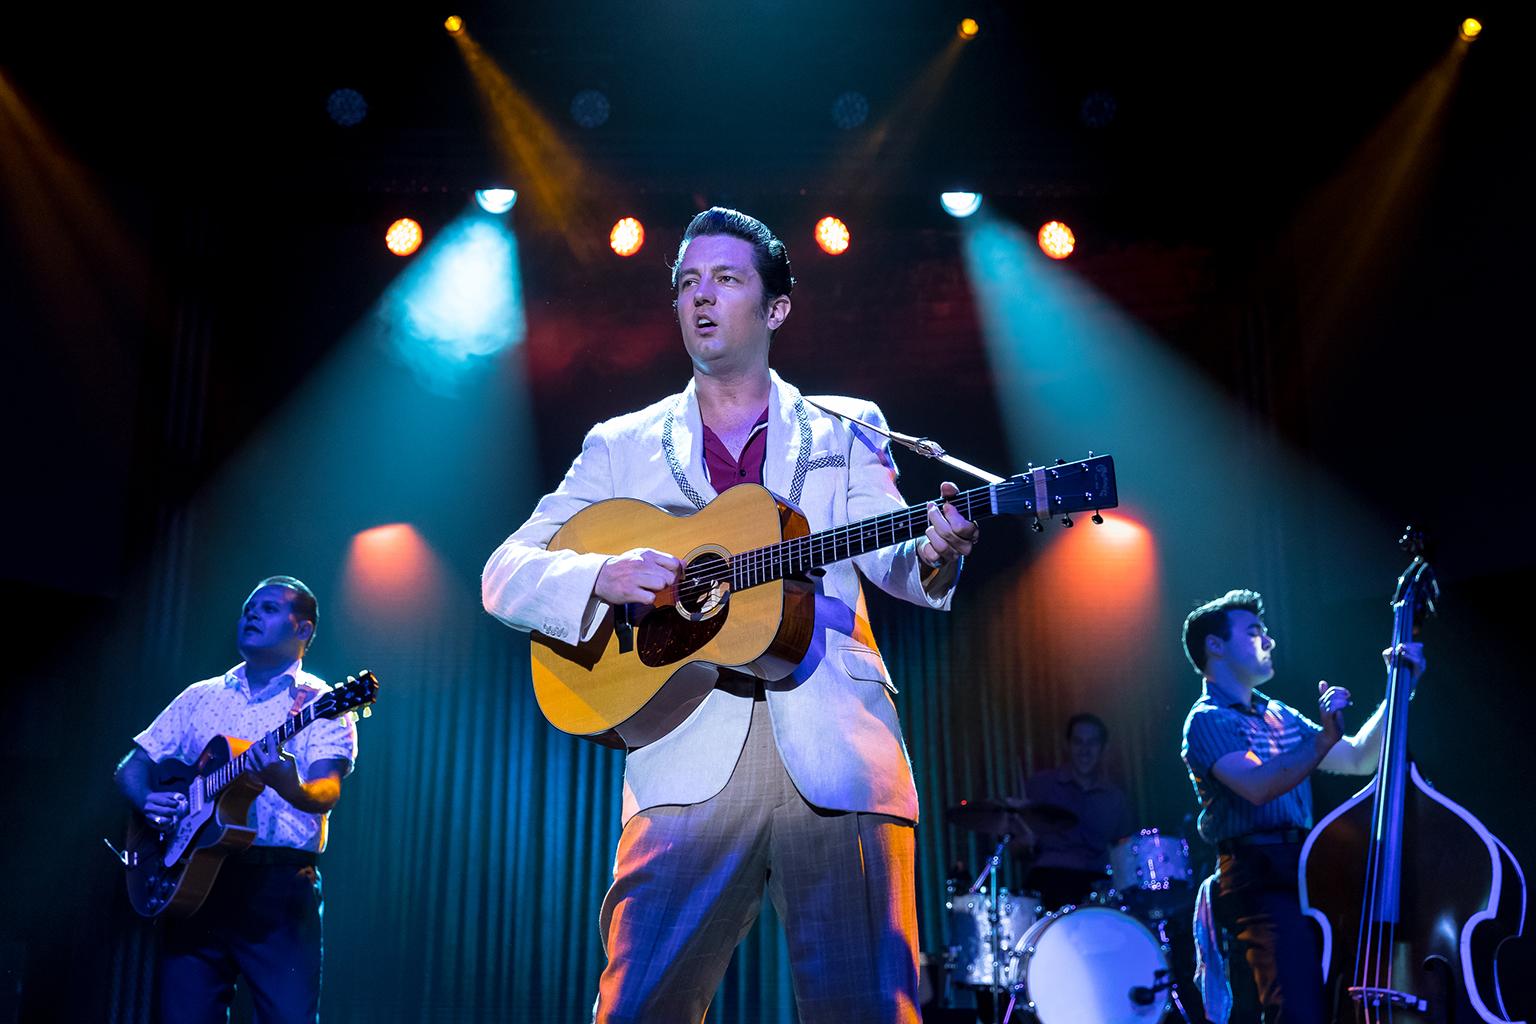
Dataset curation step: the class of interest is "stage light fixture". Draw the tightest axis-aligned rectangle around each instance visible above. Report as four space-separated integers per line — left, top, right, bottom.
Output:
958 18 980 40
326 88 368 127
610 217 644 257
1037 220 1076 260
940 192 983 218
474 189 518 214
814 217 851 256
1080 90 1117 129
831 91 869 130
570 89 611 128
444 15 463 34
386 218 424 257
1460 18 1482 41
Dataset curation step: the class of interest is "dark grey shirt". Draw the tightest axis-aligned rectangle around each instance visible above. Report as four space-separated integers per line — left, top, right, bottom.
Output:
1024 766 1133 873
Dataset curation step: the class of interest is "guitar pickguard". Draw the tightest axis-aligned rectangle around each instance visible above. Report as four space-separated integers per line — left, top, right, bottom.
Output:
636 603 728 667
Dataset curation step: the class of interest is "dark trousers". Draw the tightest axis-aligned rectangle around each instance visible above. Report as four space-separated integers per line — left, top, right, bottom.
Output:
157 856 324 1024
1214 842 1324 1024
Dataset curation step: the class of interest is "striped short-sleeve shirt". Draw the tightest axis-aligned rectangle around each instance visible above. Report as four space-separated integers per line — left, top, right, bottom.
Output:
1180 683 1321 845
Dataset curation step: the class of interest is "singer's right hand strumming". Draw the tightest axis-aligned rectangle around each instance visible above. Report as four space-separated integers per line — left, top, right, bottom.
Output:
594 548 682 606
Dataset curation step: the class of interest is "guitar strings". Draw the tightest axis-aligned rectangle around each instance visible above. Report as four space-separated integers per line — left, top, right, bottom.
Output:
669 489 994 603
1355 580 1418 1024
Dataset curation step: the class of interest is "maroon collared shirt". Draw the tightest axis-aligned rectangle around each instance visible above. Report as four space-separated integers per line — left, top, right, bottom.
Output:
701 407 770 492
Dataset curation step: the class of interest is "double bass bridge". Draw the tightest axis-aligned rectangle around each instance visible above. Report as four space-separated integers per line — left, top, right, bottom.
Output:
1347 986 1428 1013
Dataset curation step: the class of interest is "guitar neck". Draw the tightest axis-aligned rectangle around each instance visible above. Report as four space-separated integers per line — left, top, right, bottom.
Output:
729 485 996 590
202 702 322 802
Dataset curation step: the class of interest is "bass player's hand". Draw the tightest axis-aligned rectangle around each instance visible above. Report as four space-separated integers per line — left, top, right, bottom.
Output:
1317 681 1352 747
595 548 682 605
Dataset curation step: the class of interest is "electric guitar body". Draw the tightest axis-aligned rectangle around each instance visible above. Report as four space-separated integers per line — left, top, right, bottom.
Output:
124 736 262 918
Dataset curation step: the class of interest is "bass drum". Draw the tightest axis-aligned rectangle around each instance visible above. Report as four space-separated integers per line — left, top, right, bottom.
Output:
1012 906 1170 1023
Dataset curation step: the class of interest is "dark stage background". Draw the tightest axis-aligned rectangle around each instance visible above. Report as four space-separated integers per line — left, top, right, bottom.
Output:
2 4 1533 1022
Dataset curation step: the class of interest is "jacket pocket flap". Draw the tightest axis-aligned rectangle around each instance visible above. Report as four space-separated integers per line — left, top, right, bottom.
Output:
840 647 897 693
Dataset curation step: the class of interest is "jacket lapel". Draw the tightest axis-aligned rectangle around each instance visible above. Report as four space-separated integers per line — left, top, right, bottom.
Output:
664 381 718 509
763 370 810 504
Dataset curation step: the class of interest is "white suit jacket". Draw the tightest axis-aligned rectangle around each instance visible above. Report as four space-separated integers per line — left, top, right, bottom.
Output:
482 371 957 824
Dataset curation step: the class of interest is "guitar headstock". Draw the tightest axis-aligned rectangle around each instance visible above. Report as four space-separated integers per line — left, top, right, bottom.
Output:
1392 526 1440 618
994 454 1118 525
316 670 380 720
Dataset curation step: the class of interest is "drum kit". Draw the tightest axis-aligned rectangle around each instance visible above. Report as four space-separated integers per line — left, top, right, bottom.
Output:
942 797 1197 1024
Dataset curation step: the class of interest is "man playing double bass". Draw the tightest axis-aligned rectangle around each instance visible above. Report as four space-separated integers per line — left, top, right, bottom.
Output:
1179 589 1425 1023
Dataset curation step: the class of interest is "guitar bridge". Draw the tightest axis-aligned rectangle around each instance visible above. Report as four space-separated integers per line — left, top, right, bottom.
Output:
1347 986 1427 1012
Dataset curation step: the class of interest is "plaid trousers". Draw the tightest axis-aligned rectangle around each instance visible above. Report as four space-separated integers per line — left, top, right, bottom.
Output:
595 698 921 1023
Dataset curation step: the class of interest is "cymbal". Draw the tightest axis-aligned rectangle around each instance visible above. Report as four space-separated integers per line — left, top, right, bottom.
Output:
946 796 1079 836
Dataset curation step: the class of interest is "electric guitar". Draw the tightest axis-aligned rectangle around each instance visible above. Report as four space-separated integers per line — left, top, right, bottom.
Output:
121 670 379 918
531 455 1116 747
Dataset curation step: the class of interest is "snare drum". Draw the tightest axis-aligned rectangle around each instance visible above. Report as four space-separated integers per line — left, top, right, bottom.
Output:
1010 906 1170 1023
1110 828 1192 918
944 887 1042 987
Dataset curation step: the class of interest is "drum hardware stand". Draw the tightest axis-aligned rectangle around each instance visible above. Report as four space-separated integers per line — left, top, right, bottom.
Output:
965 834 1015 1000
1148 920 1196 1024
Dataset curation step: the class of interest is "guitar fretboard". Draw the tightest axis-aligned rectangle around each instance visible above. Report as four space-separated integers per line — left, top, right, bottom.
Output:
724 484 1000 591
199 700 326 802
664 455 1115 605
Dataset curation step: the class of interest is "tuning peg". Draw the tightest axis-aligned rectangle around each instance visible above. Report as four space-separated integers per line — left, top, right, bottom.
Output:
1091 510 1104 525
361 706 372 719
1031 519 1045 533
1061 514 1074 528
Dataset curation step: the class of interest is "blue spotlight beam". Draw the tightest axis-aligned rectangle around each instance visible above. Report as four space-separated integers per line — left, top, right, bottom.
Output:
379 212 526 394
959 213 1393 602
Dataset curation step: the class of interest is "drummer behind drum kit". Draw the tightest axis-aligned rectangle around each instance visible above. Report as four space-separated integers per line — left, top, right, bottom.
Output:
943 797 1197 1024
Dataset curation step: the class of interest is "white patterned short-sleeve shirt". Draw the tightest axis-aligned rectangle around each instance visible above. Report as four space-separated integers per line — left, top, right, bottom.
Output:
134 660 359 852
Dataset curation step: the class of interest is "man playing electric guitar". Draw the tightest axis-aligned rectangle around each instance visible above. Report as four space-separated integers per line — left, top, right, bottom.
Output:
114 576 358 1024
483 207 979 1023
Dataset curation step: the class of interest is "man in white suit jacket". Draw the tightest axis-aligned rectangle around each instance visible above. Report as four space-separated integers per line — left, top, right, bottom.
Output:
482 208 977 1023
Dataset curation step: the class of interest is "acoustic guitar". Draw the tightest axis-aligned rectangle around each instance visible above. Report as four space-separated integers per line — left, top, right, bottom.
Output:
531 456 1116 747
122 670 379 918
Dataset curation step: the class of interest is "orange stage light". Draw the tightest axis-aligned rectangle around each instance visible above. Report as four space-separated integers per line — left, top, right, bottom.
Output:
1459 18 1482 41
444 15 464 34
958 18 980 40
385 218 423 256
814 216 851 256
1037 220 1076 260
343 523 451 627
610 217 644 257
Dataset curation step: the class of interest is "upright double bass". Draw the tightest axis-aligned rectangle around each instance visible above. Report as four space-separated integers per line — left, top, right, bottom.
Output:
1300 531 1527 1023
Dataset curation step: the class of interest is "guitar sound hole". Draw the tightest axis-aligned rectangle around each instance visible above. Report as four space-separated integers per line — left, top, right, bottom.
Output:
636 550 731 668
677 552 729 617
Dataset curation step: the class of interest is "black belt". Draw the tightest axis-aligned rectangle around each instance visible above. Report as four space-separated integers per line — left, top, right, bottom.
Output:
230 846 318 867
1218 828 1307 855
